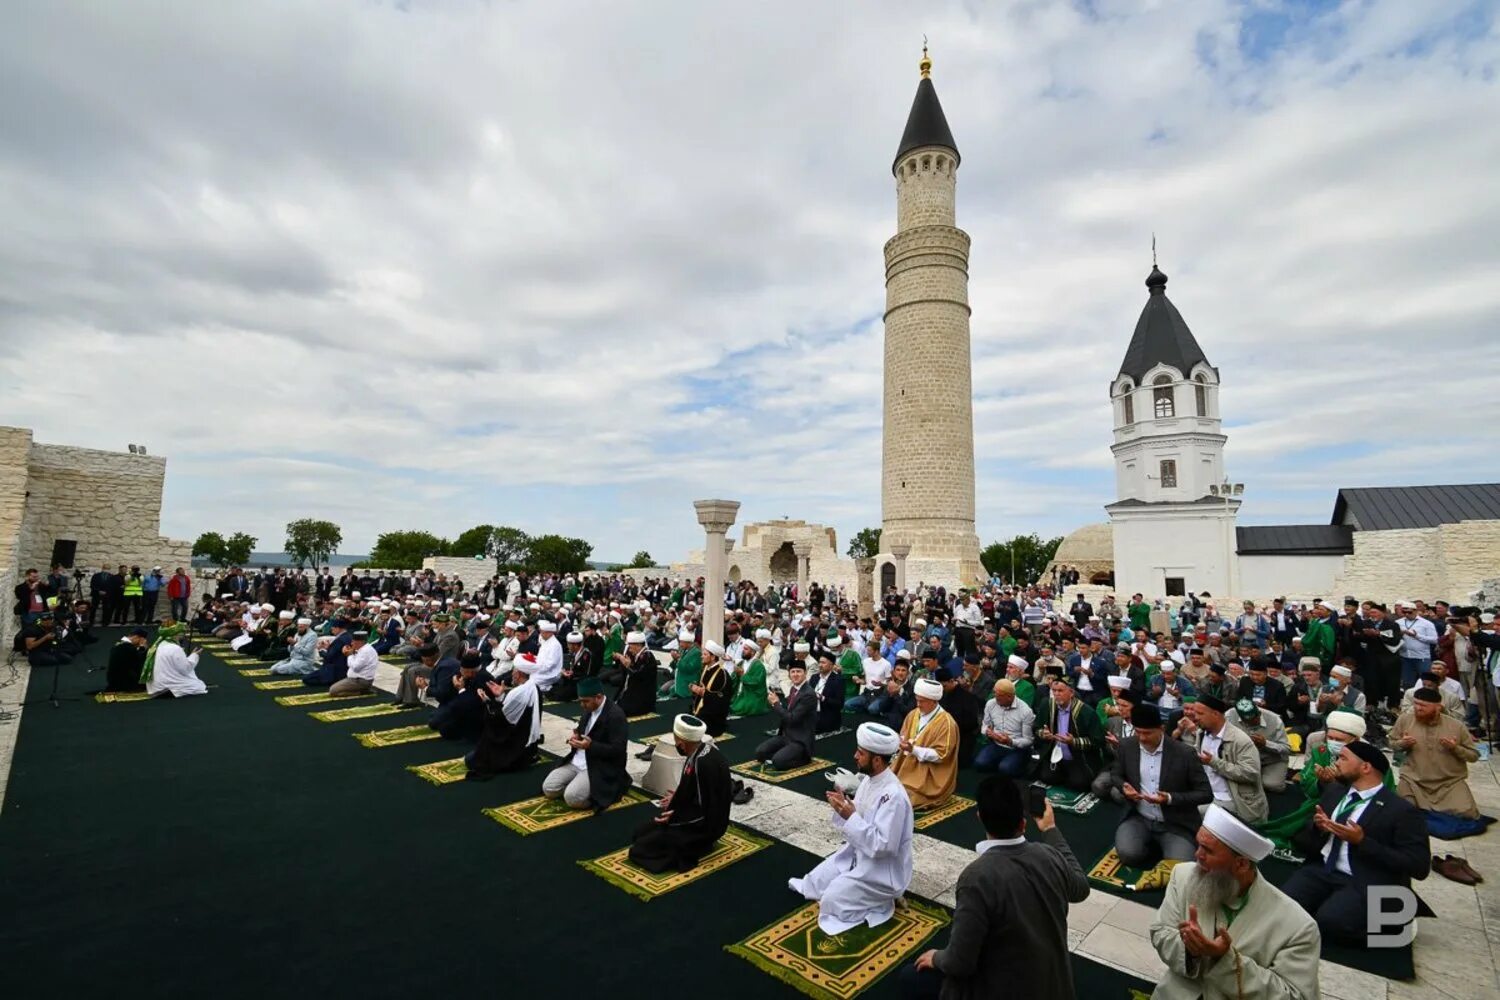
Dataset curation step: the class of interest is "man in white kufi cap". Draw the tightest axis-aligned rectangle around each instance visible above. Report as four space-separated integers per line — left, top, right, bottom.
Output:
532 617 563 692
269 615 321 676
1148 804 1321 999
465 650 544 778
789 722 914 935
628 713 734 874
664 628 702 699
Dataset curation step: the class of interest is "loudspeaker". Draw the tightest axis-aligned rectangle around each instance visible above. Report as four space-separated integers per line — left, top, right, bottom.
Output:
50 539 78 569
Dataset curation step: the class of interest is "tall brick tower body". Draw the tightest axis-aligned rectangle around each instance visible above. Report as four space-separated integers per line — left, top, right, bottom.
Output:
877 48 983 592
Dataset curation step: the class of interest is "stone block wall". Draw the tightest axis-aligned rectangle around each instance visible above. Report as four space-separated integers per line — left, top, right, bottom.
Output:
1436 520 1500 602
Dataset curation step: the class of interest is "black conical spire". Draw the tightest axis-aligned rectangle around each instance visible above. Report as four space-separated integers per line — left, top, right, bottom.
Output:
893 45 959 175
1117 264 1211 381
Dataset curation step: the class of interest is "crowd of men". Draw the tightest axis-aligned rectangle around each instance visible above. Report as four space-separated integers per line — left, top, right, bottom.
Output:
59 564 1500 998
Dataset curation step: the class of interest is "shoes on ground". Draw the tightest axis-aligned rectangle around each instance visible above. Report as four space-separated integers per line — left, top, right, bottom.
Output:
1433 855 1481 886
635 745 655 761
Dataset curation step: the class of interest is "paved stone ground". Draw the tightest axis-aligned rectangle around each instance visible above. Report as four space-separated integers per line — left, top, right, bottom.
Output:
3 654 1497 997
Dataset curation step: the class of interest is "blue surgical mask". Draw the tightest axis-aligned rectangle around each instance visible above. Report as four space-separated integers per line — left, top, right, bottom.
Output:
1326 738 1346 754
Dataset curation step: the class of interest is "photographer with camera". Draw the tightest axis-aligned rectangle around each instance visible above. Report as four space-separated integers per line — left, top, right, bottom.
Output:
12 567 54 627
15 611 70 668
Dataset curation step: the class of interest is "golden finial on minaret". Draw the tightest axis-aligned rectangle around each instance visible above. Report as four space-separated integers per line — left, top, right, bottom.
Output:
919 36 931 79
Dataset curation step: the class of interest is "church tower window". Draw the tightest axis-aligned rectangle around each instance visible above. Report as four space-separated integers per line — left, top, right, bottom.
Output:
1194 374 1208 416
1159 459 1177 488
1152 375 1175 418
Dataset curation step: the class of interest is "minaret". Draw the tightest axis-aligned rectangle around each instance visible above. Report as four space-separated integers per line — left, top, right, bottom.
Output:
878 46 982 591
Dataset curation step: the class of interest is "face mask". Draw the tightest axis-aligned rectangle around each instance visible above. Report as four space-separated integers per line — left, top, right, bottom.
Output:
1329 678 1342 688
1325 738 1346 755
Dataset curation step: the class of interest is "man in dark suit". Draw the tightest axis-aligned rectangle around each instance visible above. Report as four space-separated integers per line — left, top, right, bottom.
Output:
1282 740 1430 945
1237 658 1287 717
812 649 847 734
1105 703 1213 866
1269 597 1301 645
542 677 632 811
755 663 816 770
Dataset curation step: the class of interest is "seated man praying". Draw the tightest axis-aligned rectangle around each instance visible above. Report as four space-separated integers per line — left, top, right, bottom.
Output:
628 713 733 874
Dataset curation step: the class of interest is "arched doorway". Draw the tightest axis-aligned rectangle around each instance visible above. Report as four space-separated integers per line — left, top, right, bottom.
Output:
728 564 742 583
880 562 896 593
769 542 797 583
1090 571 1114 586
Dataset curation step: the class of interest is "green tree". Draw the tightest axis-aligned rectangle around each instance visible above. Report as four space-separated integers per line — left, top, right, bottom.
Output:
627 550 655 568
846 527 882 559
223 532 257 567
368 530 449 569
192 531 228 566
979 533 1063 585
487 526 531 572
450 524 495 558
526 534 593 575
284 518 342 568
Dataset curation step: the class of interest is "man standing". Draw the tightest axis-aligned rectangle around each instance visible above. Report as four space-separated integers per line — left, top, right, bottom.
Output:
789 723 914 934
166 567 192 622
628 713 733 873
892 677 959 808
141 567 165 623
543 676 631 811
1394 600 1439 694
1282 741 1429 945
904 778 1089 1000
12 568 52 627
756 662 817 771
1148 805 1321 999
1301 601 1338 676
1108 703 1213 868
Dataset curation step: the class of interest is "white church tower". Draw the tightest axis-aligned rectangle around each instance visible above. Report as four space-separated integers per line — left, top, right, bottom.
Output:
1107 264 1239 600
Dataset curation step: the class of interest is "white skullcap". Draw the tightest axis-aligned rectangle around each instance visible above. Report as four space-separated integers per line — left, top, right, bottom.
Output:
1201 804 1273 861
856 722 901 755
914 618 927 627
528 602 540 610
297 617 312 626
332 599 345 605
278 610 295 620
673 713 707 742
538 620 557 632
1326 710 1367 738
261 602 276 611
827 635 843 647
512 653 538 673
678 629 696 642
1007 654 1027 669
1107 674 1131 689
1160 660 1176 671
793 641 811 653
625 631 647 644
896 649 912 661
703 640 725 657
755 628 772 640
914 678 944 700
565 631 583 643
1331 664 1352 678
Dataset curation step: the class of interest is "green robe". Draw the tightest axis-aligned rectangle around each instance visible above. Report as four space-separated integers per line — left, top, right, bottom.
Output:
999 636 1018 659
838 648 864 681
729 657 770 716
1301 618 1336 670
671 645 703 699
668 587 683 610
1014 678 1036 709
563 584 579 604
1127 601 1152 630
602 624 624 669
1257 743 1395 851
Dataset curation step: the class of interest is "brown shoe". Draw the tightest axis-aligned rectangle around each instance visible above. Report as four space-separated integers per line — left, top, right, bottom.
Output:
1446 855 1484 884
1433 856 1479 886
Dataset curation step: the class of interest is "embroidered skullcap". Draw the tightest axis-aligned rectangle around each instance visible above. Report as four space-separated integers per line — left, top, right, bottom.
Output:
1201 804 1273 861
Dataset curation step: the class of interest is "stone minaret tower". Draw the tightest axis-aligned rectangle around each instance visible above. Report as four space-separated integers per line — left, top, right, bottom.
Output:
878 47 982 591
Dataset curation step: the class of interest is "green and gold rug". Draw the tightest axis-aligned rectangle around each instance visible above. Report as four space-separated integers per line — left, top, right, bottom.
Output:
731 758 834 784
273 690 375 707
1047 787 1099 815
1087 847 1182 892
726 898 949 1000
352 724 440 748
93 691 152 703
253 679 306 691
407 757 470 785
627 712 659 723
580 826 771 900
913 794 974 831
483 789 648 836
237 668 272 677
309 703 415 723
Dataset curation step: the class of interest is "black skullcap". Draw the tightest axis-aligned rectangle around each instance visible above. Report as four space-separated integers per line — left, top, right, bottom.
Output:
1418 670 1439 684
1209 663 1227 676
1197 694 1228 713
964 652 982 665
418 643 440 658
1412 688 1442 704
1130 703 1163 729
1346 740 1390 773
129 627 149 638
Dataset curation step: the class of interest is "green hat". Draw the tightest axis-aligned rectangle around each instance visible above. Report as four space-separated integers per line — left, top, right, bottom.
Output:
432 613 452 623
577 676 603 698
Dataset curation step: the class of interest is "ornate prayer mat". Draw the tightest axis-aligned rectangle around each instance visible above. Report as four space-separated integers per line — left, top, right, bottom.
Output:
352 724 440 748
726 898 949 1000
237 668 272 677
309 703 416 723
483 789 648 836
1046 786 1099 815
273 690 372 706
407 757 469 785
252 679 305 690
1086 847 1182 892
912 795 975 830
730 757 834 783
627 712 660 723
639 731 735 747
94 691 152 703
579 825 772 901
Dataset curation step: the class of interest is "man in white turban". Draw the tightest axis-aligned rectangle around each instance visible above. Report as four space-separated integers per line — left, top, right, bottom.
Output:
269 617 320 675
789 722 915 934
628 714 733 873
1149 804 1321 999
891 677 959 809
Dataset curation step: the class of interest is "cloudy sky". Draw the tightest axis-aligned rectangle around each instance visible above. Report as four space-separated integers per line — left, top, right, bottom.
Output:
1 1 1495 563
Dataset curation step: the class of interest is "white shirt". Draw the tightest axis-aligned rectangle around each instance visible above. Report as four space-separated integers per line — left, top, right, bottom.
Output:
1397 616 1439 659
570 699 604 769
1321 785 1378 875
911 707 944 763
1200 726 1232 801
533 634 564 690
144 641 206 698
954 602 983 628
861 656 891 692
1136 741 1165 822
346 643 380 681
976 834 1026 853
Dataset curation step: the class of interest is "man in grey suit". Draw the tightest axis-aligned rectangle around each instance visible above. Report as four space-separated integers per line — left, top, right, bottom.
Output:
754 662 816 771
903 776 1089 1000
1106 703 1213 867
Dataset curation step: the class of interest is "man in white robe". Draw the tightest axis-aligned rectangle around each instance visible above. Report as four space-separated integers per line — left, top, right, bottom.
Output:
143 624 207 698
532 619 564 691
789 722 915 934
270 618 320 675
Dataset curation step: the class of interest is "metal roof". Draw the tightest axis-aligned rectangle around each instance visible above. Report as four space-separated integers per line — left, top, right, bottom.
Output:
1236 525 1353 556
1117 267 1211 382
1331 484 1500 531
894 77 959 173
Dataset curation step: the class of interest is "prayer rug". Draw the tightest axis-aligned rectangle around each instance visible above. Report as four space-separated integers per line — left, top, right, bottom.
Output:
639 731 735 747
237 668 272 677
912 794 975 831
253 679 305 690
1046 786 1099 815
579 825 772 901
407 757 469 786
93 691 152 703
352 724 440 748
726 898 948 1000
1086 847 1183 892
627 712 660 723
482 789 648 836
273 690 373 706
730 757 834 784
309 703 416 723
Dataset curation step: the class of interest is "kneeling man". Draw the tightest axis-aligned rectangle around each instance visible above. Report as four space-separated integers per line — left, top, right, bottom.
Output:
628 713 733 873
891 677 959 809
790 722 914 934
542 676 631 811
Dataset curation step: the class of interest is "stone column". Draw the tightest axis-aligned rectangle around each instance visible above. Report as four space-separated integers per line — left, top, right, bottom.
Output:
889 543 911 594
694 499 740 649
855 557 876 619
792 540 812 598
